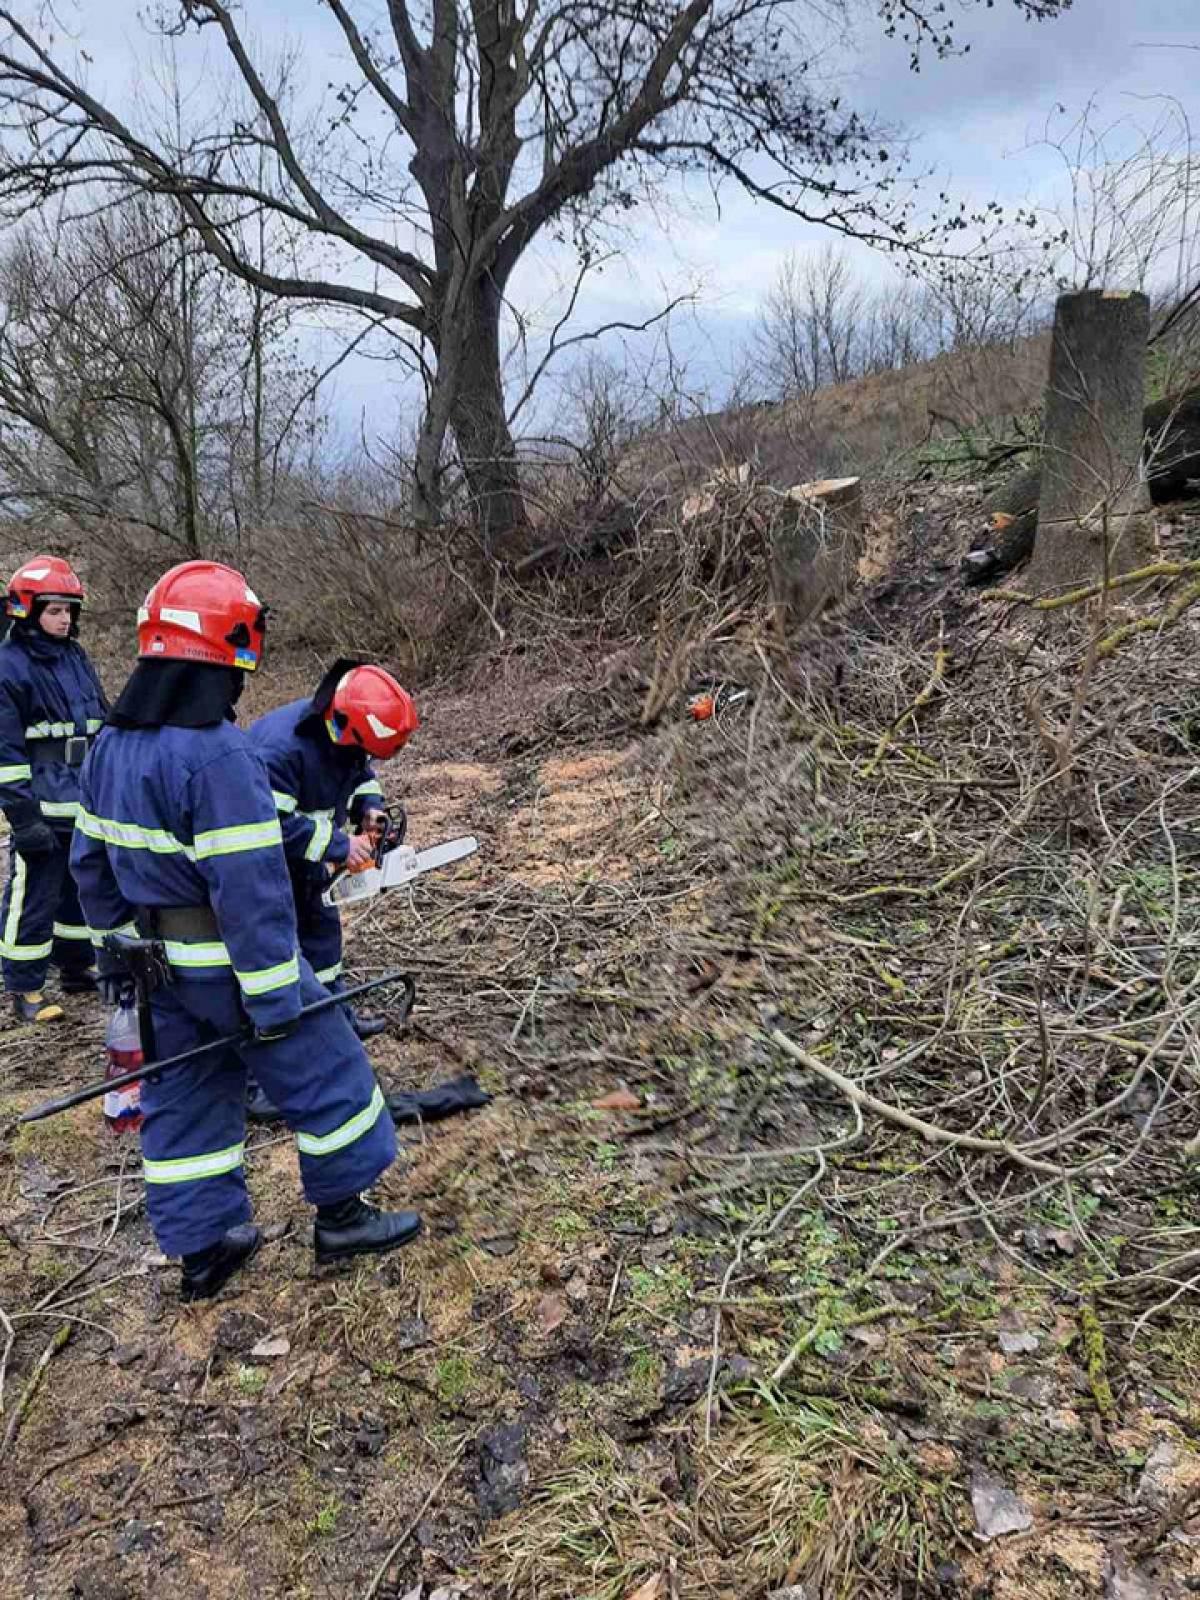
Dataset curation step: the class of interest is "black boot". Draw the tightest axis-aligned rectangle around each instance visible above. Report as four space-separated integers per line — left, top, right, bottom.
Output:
61 967 99 995
246 1082 282 1123
350 1008 388 1041
314 1196 422 1265
180 1224 262 1302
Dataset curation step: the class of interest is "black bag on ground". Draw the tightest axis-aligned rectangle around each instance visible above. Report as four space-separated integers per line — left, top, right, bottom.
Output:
385 1074 491 1125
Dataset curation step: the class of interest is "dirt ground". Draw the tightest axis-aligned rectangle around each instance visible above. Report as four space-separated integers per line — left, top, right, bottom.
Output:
5 497 1200 1600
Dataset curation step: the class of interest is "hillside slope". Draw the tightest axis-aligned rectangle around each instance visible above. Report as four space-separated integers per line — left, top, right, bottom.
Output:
617 334 1051 500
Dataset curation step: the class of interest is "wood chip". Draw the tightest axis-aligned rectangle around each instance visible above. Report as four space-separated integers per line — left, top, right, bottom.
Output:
250 1334 291 1361
624 1577 665 1600
537 1294 569 1334
592 1088 641 1112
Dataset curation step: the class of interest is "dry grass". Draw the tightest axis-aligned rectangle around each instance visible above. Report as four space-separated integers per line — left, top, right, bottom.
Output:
614 334 1051 502
484 1395 965 1600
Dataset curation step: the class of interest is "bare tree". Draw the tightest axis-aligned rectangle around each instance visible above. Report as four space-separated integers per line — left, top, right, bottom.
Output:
752 247 869 399
858 278 928 375
751 245 949 401
0 201 319 553
1030 99 1200 394
0 0 1071 553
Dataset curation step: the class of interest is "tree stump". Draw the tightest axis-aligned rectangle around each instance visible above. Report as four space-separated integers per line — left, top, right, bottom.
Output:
770 475 863 631
1026 289 1152 593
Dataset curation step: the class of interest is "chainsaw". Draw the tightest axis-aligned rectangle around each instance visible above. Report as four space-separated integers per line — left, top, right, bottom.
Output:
324 809 478 908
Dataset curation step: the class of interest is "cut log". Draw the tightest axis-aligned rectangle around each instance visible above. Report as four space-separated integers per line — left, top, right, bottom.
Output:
961 466 1043 583
962 384 1200 585
1025 289 1152 591
1144 385 1200 500
770 475 863 630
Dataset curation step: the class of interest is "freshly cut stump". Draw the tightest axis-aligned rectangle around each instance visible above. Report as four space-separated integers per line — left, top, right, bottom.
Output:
771 475 863 631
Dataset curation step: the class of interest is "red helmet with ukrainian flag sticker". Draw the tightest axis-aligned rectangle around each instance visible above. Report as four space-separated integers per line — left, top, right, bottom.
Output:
137 561 267 671
327 665 418 758
7 555 85 618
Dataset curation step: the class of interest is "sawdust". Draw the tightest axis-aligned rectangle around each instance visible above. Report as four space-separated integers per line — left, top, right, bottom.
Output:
961 1525 1108 1599
502 744 652 886
408 760 503 794
858 509 899 582
537 748 636 785
403 759 503 841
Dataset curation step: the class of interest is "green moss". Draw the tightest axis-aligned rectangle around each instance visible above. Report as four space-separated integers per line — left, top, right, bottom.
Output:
306 1498 342 1538
627 1349 664 1402
548 1209 589 1243
435 1353 475 1405
1079 1302 1116 1421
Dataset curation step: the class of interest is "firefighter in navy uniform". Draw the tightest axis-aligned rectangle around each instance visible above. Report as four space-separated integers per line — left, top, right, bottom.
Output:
250 660 418 1046
0 556 107 1023
69 560 421 1302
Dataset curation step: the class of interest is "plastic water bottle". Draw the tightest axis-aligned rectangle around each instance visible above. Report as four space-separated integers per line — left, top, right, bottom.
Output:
102 996 143 1136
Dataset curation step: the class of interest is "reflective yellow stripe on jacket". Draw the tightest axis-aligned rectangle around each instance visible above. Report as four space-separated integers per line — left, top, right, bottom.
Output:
304 812 334 862
79 810 283 861
159 940 299 999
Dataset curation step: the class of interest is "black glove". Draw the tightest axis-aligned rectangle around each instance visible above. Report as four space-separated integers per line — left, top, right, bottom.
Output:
11 818 58 857
254 1015 300 1044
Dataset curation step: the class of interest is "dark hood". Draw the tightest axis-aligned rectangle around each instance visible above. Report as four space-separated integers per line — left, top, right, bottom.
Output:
296 657 366 758
108 660 246 729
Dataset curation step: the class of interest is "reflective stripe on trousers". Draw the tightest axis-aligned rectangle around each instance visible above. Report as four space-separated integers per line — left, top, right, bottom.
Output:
1 837 92 982
0 852 46 961
137 959 396 1257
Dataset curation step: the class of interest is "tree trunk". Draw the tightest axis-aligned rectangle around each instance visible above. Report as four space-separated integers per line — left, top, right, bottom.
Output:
1026 290 1152 592
446 281 528 558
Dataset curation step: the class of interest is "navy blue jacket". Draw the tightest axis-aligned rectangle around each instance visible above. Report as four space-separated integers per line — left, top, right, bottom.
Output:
69 720 303 1029
0 629 107 829
249 699 384 869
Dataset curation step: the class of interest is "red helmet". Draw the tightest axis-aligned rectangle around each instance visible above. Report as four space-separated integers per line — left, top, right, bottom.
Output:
327 665 418 758
137 560 267 671
7 555 85 618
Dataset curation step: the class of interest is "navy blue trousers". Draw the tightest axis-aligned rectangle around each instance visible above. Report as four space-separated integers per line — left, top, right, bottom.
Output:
1 833 93 992
139 959 397 1256
291 863 344 987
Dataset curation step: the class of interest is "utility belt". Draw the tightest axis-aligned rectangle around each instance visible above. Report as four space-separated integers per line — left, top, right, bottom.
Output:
135 904 221 942
29 734 92 767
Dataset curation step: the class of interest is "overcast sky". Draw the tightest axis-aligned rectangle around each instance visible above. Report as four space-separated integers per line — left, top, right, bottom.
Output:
351 0 1200 440
498 0 1200 418
23 0 1200 445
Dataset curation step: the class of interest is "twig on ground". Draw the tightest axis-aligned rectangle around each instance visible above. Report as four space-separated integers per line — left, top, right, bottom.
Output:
771 1030 1097 1179
0 1323 71 1463
362 1436 470 1600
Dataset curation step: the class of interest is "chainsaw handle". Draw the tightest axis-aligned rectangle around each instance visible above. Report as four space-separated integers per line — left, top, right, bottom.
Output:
328 806 390 887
